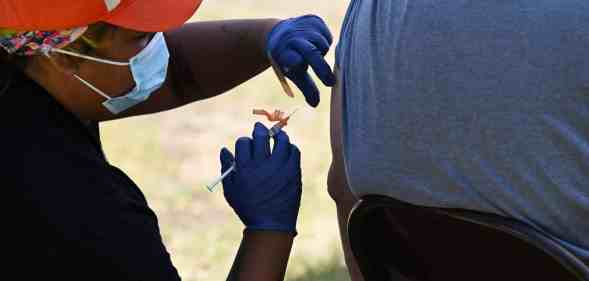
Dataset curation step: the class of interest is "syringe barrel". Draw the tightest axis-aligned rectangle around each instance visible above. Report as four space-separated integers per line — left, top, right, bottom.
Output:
269 125 282 137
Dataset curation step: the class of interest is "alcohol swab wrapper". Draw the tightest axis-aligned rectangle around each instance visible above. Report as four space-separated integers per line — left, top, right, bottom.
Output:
253 109 287 122
268 51 295 98
252 109 283 121
206 108 300 192
268 107 299 137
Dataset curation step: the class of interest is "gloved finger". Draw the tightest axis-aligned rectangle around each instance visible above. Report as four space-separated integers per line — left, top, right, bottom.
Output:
300 15 333 45
270 130 292 165
276 49 304 74
272 144 302 195
296 31 331 56
291 144 301 165
288 71 320 107
220 147 235 173
235 137 253 167
290 38 336 87
287 145 302 188
285 144 301 172
252 122 271 162
220 148 235 187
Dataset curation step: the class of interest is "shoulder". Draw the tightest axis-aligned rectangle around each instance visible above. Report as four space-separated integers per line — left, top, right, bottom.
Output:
0 71 90 143
1 71 70 125
0 71 103 172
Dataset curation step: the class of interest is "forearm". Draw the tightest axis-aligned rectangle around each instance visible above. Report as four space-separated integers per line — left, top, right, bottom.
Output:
335 195 364 281
105 19 281 120
329 165 364 281
227 230 295 281
166 19 280 104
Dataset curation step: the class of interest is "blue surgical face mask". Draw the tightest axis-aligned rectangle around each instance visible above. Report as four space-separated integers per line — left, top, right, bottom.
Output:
45 32 170 114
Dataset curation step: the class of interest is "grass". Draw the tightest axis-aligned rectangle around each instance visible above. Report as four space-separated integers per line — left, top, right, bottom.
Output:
289 252 351 281
100 1 351 280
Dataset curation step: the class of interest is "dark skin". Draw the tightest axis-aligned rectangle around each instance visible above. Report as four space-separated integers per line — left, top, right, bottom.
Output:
22 19 296 281
24 19 279 121
228 231 295 280
328 68 365 281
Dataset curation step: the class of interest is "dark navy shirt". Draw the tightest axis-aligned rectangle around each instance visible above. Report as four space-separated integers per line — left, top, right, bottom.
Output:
2 71 181 281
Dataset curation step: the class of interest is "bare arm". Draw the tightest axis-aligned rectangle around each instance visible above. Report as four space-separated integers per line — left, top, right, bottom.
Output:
112 19 281 119
328 68 365 281
227 231 295 281
165 19 280 104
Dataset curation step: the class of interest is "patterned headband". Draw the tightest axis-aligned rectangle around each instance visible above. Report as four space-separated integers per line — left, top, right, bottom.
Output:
0 26 87 56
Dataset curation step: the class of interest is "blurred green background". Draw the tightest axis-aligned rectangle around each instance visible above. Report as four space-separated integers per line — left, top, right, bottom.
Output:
101 1 350 280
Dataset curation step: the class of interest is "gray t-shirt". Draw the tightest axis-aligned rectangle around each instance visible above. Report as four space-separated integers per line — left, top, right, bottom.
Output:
337 0 589 258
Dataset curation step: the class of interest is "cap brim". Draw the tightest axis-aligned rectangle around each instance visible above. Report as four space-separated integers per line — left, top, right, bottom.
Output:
104 0 203 32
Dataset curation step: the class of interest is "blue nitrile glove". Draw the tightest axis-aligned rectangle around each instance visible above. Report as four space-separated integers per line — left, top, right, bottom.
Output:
219 122 302 234
267 15 336 107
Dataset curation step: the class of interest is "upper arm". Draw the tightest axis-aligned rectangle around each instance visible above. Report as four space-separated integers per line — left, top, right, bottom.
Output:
328 67 356 204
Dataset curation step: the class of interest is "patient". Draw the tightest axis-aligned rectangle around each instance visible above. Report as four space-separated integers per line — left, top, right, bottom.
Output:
329 1 589 280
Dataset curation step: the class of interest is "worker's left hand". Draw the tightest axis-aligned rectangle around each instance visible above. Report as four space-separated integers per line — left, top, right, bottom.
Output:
267 15 336 107
220 123 302 234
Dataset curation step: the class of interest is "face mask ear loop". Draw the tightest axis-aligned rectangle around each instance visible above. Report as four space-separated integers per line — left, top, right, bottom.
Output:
72 74 113 101
39 47 112 101
49 48 130 66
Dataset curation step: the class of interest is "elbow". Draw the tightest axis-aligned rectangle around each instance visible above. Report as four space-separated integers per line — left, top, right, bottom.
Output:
328 160 358 206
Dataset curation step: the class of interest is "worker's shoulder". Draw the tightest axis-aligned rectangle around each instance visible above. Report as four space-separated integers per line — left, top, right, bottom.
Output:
0 74 92 153
2 74 74 124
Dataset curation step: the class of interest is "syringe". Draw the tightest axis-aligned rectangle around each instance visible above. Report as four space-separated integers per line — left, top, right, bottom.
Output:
206 108 299 192
206 162 236 192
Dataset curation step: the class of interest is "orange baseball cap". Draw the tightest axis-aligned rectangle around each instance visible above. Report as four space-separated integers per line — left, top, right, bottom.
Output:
0 0 203 32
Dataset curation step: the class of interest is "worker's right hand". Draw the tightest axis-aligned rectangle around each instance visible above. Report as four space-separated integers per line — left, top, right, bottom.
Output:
267 15 336 108
219 122 302 234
